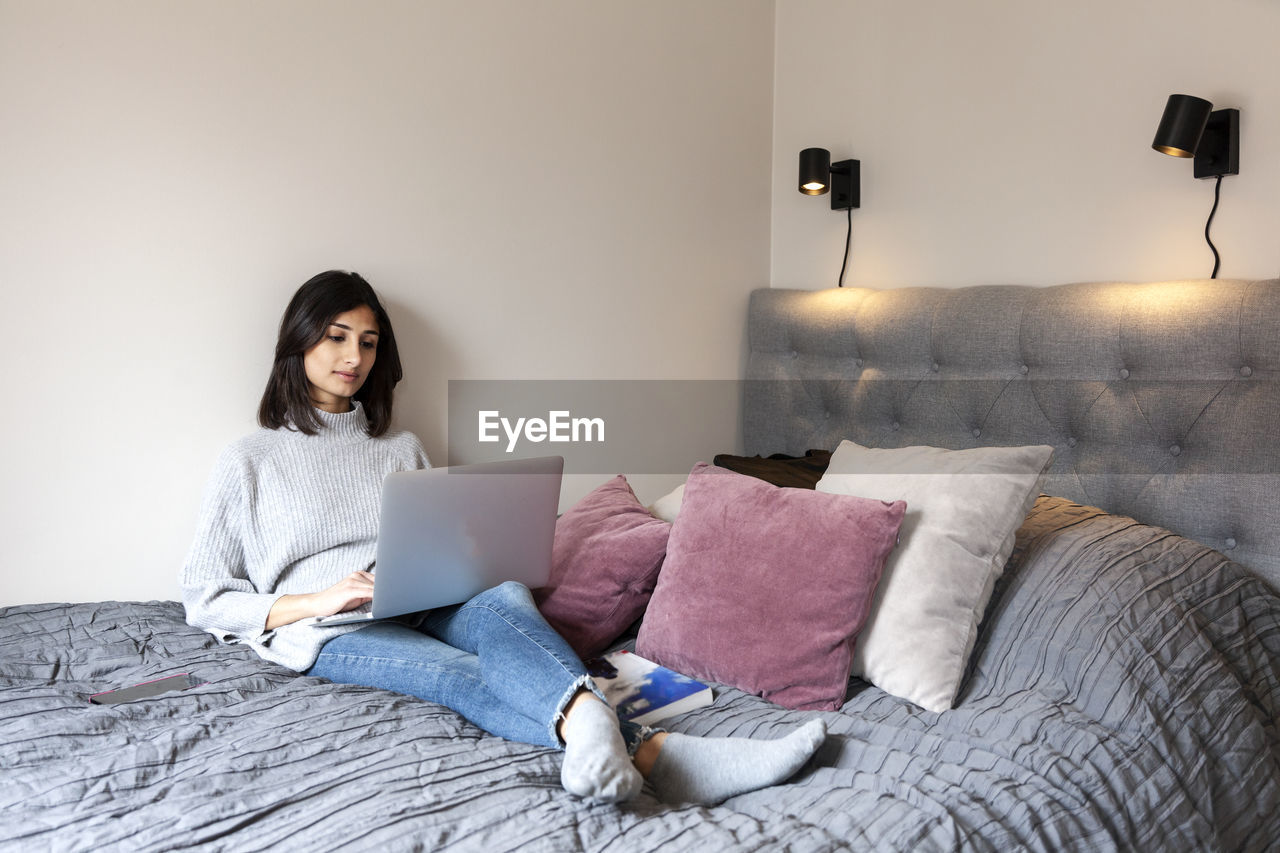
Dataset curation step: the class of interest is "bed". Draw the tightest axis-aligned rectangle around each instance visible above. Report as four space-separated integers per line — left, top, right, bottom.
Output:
4 278 1279 852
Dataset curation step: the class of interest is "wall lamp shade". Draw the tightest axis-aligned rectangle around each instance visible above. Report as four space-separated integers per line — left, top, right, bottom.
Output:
1152 94 1240 179
1152 94 1212 157
797 147 860 210
799 147 831 194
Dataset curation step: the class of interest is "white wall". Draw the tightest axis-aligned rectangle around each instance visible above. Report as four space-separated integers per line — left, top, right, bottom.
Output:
16 0 1272 606
0 0 775 605
773 0 1280 289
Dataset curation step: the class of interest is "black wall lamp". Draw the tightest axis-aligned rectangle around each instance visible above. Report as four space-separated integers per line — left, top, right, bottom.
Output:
1151 94 1241 279
798 147 860 210
798 147 860 286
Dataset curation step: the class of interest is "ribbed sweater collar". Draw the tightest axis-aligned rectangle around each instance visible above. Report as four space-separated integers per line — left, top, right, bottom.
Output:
309 402 371 443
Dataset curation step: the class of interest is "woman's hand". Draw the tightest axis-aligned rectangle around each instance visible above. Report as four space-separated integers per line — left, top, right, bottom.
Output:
264 571 375 630
311 570 376 617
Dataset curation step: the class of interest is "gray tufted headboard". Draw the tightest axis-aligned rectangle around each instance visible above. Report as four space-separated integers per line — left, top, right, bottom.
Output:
744 279 1280 587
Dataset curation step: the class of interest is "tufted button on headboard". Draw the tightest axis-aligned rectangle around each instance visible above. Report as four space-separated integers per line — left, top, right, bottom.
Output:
745 279 1280 587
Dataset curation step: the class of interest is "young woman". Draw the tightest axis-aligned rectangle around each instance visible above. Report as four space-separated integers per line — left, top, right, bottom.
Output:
182 270 826 805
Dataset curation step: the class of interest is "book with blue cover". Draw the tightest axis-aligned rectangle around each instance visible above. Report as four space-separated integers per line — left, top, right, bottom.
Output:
585 650 713 725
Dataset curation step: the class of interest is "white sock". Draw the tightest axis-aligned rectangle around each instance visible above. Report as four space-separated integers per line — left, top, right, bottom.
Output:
559 696 643 803
648 719 827 805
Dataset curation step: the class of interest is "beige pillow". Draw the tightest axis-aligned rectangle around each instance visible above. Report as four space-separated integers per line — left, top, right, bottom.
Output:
646 483 685 523
816 440 1052 712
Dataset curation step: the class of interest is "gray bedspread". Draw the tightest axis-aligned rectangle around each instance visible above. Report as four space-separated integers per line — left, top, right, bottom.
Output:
3 496 1279 852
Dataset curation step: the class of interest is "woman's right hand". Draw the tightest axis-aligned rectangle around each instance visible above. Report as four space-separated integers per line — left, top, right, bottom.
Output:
311 570 376 617
264 571 375 630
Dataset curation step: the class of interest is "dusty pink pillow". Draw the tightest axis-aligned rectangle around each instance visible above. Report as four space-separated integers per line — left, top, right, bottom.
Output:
636 462 905 711
534 475 671 658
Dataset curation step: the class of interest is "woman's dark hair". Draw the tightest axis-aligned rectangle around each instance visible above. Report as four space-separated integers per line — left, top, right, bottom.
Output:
257 270 403 437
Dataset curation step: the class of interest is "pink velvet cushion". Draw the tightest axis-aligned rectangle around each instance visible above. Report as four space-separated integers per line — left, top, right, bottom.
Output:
636 462 905 711
534 475 672 658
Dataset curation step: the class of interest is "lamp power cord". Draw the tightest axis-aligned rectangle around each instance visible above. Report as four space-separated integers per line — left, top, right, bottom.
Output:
1206 174 1222 279
838 204 852 288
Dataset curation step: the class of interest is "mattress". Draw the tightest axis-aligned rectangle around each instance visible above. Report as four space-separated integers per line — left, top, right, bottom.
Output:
3 495 1277 851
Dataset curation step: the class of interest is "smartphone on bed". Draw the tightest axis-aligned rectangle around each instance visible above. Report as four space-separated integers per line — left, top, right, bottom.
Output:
89 673 203 705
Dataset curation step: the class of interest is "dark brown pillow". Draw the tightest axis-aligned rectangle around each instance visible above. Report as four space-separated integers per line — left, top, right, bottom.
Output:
711 449 832 489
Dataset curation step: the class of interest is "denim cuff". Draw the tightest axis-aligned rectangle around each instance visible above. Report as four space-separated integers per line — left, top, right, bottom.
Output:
550 674 610 747
621 721 663 757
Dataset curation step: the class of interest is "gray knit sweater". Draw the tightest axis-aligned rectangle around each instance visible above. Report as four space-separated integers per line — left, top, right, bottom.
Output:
181 403 430 671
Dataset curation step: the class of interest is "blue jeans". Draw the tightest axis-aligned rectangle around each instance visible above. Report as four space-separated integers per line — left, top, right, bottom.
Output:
307 581 643 750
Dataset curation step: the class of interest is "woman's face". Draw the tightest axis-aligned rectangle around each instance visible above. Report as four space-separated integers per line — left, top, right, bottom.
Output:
303 305 379 413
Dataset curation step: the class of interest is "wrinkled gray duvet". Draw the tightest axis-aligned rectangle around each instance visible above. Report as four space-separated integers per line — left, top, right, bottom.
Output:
3 496 1279 852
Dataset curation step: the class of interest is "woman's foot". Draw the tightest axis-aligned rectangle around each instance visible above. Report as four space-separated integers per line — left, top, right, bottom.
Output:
558 691 643 803
644 719 827 805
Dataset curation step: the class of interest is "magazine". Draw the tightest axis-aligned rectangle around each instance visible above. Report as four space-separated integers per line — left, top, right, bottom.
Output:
585 650 713 725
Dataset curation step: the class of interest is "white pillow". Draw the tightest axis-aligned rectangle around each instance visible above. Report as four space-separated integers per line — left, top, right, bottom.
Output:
646 483 685 523
816 440 1053 712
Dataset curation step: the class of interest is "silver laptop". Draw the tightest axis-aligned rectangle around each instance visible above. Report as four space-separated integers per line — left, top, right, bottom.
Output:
311 455 563 626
